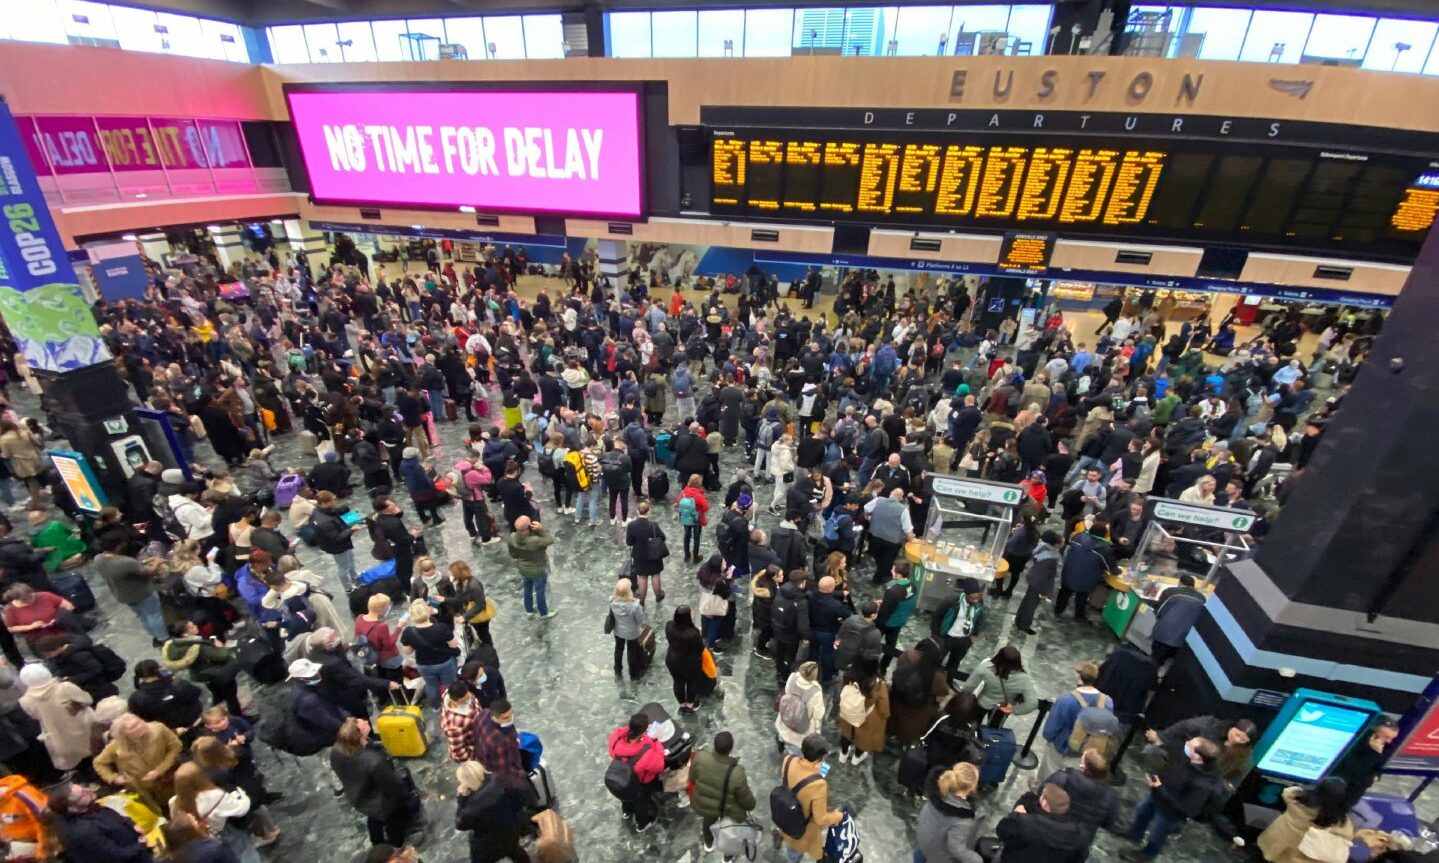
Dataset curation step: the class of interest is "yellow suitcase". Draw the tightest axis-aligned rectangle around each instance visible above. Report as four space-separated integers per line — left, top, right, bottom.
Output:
376 689 428 758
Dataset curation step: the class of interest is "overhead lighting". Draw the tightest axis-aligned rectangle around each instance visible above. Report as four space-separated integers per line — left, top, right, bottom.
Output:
206 225 223 231
458 206 476 213
133 192 147 199
121 234 137 241
410 224 424 230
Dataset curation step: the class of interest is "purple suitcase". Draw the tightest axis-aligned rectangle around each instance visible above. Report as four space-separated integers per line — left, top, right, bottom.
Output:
274 473 306 508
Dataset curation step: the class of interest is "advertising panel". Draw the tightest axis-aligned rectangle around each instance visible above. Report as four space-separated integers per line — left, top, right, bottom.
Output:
285 87 645 218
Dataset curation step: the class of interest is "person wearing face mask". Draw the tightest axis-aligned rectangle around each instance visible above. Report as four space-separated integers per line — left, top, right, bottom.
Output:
303 626 401 721
460 657 508 710
286 658 349 750
471 697 528 791
1120 737 1228 862
353 594 404 683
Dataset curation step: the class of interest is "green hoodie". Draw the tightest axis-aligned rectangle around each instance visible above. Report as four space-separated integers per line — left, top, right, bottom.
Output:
1151 392 1182 425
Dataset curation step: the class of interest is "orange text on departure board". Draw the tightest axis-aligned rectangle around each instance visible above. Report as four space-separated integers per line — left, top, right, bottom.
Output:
1391 188 1439 232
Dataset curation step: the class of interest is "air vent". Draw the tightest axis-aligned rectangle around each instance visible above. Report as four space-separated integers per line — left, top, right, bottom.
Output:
751 229 780 243
910 237 942 252
607 222 634 235
474 214 501 227
1313 265 1352 281
359 208 381 220
1115 250 1153 266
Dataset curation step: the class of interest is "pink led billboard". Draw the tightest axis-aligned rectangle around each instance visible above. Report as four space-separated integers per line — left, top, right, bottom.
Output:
286 88 645 219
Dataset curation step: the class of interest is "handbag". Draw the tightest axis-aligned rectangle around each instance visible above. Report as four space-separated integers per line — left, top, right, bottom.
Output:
1296 826 1350 863
410 534 429 557
698 588 729 618
471 598 498 624
711 763 763 861
700 647 718 679
643 522 670 562
958 450 980 471
604 609 616 634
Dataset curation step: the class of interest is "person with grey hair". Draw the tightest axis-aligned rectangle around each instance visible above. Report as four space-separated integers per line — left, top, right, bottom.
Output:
305 626 400 720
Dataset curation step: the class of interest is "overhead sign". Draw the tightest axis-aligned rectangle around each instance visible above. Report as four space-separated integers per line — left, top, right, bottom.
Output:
997 231 1055 275
930 475 1024 506
19 114 252 176
1152 498 1256 532
0 101 110 372
286 87 645 218
47 449 106 513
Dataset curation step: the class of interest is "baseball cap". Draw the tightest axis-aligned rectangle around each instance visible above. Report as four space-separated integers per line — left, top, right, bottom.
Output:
288 658 322 680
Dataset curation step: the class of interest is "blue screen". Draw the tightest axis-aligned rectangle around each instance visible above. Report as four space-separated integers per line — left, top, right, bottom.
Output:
1255 700 1373 782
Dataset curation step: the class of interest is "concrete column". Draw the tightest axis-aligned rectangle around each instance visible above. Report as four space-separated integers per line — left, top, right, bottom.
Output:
136 232 170 263
596 238 626 279
207 225 247 271
283 219 328 258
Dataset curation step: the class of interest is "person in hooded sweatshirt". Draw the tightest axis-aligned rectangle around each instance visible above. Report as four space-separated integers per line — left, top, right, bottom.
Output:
1045 748 1122 843
994 782 1092 863
1013 531 1063 635
915 762 983 863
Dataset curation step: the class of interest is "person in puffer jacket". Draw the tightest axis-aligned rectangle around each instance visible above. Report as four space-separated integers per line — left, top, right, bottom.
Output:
774 661 825 754
750 565 779 658
1045 748 1122 841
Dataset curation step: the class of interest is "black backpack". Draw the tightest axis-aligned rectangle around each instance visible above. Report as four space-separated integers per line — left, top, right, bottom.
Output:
770 756 822 839
259 701 325 757
90 644 127 682
604 749 646 803
771 590 800 635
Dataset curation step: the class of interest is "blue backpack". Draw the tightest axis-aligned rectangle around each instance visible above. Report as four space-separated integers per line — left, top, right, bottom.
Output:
678 494 699 526
823 512 846 543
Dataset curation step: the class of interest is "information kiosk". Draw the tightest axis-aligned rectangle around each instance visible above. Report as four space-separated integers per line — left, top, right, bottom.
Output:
911 475 1022 612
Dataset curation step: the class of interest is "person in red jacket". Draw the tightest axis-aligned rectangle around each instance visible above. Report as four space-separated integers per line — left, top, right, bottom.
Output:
606 712 668 832
677 476 711 563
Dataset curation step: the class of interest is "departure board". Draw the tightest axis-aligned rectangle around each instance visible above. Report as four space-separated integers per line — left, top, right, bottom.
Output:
709 128 1439 258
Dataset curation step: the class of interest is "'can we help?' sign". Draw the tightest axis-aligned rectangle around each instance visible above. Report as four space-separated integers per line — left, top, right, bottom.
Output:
285 88 645 219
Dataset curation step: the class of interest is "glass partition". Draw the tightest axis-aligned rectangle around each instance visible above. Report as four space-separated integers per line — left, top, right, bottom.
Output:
1187 7 1251 61
111 5 161 52
483 16 525 59
650 11 698 57
1364 18 1436 73
267 24 310 63
336 21 377 62
5 0 68 44
746 8 796 56
303 23 341 62
442 17 485 60
891 6 955 56
609 11 652 57
697 9 744 56
523 15 565 58
1301 13 1373 63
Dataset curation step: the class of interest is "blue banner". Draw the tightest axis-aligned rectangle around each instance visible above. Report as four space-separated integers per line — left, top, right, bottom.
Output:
91 253 149 301
0 100 108 372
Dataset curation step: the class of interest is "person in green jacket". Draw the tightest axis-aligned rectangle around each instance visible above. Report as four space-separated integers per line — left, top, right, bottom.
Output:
875 561 918 674
161 619 242 716
506 516 557 619
965 644 1040 729
1151 391 1182 426
690 731 757 860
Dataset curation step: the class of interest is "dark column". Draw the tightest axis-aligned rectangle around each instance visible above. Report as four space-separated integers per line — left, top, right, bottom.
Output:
33 365 137 507
1149 228 1439 723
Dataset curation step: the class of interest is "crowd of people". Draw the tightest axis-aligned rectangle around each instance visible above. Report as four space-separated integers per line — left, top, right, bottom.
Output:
0 237 1410 863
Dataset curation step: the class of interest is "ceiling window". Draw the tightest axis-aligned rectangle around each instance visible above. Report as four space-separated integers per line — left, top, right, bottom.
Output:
1303 13 1374 63
1238 10 1313 64
112 4 161 52
483 16 525 59
1364 18 1436 73
267 24 309 64
745 9 795 57
304 23 341 62
335 21 376 62
698 9 744 56
201 19 248 62
608 12 651 58
442 17 486 60
1006 4 1053 56
890 6 954 57
155 12 205 56
1186 7 1251 61
370 19 408 61
650 11 697 58
4 0 68 44
59 1 116 44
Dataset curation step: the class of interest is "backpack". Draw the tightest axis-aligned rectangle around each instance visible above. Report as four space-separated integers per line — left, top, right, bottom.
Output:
838 682 870 727
537 450 559 480
757 420 779 449
822 511 845 543
777 690 810 734
604 748 646 803
678 495 699 527
297 515 320 547
0 775 46 852
1066 689 1120 758
562 451 591 490
260 701 325 757
770 756 822 839
91 643 127 682
350 629 380 668
280 594 318 639
771 590 801 637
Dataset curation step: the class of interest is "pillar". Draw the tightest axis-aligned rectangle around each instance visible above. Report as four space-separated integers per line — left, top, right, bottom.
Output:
207 224 247 271
1150 225 1439 723
0 100 133 507
283 219 327 259
136 232 170 263
595 238 626 281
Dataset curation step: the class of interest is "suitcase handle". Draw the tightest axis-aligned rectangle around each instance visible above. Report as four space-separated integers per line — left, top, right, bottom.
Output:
387 685 417 708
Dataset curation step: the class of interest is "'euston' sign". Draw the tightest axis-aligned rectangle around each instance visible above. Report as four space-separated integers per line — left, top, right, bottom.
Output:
931 476 1024 506
1152 499 1255 532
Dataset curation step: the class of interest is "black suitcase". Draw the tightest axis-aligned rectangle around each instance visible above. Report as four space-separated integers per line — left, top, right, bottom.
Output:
639 701 694 769
646 468 670 500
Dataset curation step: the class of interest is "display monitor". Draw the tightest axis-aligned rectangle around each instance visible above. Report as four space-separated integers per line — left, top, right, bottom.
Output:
286 87 645 219
1254 699 1374 782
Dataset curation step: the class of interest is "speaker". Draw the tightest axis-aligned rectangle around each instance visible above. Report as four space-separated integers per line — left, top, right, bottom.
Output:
533 216 566 237
1197 246 1248 280
833 224 870 255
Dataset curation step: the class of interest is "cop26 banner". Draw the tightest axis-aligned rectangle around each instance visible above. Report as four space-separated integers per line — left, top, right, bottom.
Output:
0 100 110 372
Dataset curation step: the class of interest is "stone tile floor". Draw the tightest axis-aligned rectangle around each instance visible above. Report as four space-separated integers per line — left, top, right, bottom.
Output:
14 380 1432 863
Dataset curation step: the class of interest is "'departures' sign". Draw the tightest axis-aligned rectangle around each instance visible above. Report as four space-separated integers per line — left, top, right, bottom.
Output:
285 88 645 219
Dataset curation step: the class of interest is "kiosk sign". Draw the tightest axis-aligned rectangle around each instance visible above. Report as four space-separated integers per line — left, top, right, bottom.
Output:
1153 500 1255 532
931 476 1023 505
47 449 105 513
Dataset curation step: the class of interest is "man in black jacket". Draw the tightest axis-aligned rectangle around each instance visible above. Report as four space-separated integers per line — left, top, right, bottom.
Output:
769 514 811 576
1047 749 1122 841
672 422 709 485
312 491 362 593
305 626 400 720
995 783 1092 863
716 496 753 574
769 570 811 685
807 576 850 683
834 600 883 677
1121 737 1227 862
0 515 52 593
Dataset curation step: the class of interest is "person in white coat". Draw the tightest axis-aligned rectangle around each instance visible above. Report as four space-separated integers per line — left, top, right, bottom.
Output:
768 433 797 514
774 661 825 755
17 664 96 770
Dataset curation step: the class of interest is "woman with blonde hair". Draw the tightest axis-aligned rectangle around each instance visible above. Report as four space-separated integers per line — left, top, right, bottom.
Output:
399 599 460 708
448 560 492 649
455 759 531 863
609 578 647 679
353 592 403 682
169 761 261 863
915 761 981 863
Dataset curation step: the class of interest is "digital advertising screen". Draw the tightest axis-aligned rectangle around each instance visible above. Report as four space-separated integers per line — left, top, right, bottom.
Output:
710 128 1438 259
1254 700 1373 782
286 87 645 218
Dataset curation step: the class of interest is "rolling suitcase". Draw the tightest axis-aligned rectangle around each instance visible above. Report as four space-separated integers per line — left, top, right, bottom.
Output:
376 689 428 758
444 398 458 422
646 455 670 500
977 726 1016 786
473 394 490 419
274 473 306 508
654 432 675 466
298 430 319 456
